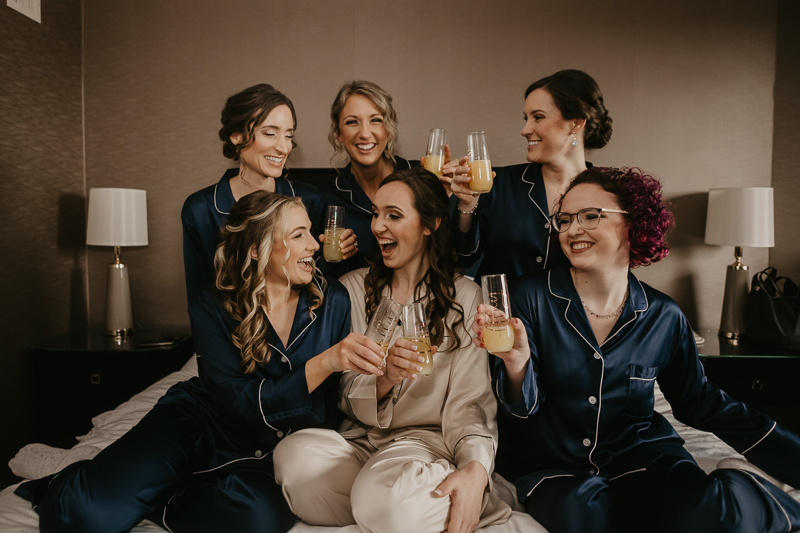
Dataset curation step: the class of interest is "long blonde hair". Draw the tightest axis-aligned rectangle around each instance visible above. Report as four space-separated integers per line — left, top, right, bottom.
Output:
214 191 323 374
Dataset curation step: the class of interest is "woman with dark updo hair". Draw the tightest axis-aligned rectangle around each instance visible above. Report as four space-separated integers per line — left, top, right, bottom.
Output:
181 83 357 301
445 69 613 282
472 167 800 533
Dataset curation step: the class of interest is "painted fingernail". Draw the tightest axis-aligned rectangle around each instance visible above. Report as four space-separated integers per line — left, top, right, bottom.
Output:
418 356 425 363
416 366 422 372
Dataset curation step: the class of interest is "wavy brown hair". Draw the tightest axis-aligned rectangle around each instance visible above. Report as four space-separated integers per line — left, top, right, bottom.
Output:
364 168 466 352
214 191 323 373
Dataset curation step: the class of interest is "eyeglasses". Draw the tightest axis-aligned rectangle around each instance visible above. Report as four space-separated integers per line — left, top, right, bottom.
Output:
551 207 629 233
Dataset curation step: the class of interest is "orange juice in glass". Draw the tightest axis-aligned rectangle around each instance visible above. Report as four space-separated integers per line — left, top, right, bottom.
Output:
468 131 493 194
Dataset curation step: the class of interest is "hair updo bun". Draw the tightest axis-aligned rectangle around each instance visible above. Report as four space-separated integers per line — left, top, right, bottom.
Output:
526 69 612 151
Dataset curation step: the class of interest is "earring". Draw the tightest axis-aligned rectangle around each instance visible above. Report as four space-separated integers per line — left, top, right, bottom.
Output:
572 134 577 147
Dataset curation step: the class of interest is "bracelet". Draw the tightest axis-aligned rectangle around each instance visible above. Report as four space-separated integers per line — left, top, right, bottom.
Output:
457 201 478 215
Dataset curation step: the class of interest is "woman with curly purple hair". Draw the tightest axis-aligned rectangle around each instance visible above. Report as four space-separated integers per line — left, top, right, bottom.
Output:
471 167 800 532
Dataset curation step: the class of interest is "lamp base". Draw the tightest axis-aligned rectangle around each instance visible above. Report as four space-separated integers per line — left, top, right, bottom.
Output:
105 261 134 337
718 256 749 343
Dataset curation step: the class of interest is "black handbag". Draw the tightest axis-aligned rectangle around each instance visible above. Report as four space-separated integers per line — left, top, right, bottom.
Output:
744 267 800 351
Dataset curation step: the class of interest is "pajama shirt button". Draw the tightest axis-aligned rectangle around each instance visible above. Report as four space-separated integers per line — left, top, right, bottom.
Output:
593 352 601 359
255 450 262 458
536 256 543 263
544 223 551 230
583 438 591 447
589 468 596 475
277 430 284 438
588 396 597 405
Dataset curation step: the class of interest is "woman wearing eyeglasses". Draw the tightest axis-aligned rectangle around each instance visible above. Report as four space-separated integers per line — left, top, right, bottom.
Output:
472 167 800 533
444 69 612 282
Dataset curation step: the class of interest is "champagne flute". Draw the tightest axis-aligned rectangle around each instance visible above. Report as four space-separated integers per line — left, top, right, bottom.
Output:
365 297 402 359
423 128 446 178
481 274 514 353
468 131 493 194
323 206 346 263
402 302 433 376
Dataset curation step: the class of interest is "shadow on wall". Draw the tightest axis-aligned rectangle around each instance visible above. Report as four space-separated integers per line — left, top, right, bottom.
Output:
665 192 709 329
58 193 88 331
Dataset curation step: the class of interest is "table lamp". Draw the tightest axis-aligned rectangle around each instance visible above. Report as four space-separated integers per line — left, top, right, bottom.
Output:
704 187 774 342
86 188 149 336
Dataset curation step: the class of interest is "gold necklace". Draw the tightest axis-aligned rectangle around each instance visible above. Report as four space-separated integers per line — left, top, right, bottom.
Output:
580 292 628 320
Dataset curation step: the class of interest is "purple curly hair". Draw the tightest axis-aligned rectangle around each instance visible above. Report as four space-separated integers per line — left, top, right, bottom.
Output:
558 167 675 268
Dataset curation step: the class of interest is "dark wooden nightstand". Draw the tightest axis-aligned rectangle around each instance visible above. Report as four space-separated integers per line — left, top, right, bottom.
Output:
30 327 195 449
698 330 800 434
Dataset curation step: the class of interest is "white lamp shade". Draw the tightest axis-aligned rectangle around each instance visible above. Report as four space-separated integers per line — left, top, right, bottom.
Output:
704 187 774 247
86 188 149 246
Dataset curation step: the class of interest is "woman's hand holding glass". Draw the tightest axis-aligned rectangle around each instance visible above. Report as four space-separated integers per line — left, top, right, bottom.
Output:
324 332 386 376
472 303 529 374
382 338 439 383
317 228 358 261
444 156 497 214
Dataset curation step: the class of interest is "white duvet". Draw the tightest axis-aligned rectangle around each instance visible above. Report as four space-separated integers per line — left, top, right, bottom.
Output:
2 356 797 533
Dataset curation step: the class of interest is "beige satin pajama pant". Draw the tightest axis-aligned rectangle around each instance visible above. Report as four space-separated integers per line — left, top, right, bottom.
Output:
273 428 508 533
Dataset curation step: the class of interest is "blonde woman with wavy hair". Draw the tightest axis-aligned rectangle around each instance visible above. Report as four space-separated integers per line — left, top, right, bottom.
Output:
18 191 385 533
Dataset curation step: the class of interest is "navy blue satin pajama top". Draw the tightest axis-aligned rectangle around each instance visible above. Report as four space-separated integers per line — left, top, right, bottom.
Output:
181 169 326 301
317 157 417 275
176 277 349 467
452 162 569 282
495 267 800 500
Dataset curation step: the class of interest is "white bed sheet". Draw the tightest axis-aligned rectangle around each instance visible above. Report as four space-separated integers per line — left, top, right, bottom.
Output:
2 356 796 532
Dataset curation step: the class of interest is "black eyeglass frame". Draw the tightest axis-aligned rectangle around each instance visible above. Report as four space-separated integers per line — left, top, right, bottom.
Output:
551 207 630 233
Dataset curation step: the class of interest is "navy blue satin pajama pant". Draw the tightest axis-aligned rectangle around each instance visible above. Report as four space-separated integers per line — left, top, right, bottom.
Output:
524 455 800 533
16 396 294 533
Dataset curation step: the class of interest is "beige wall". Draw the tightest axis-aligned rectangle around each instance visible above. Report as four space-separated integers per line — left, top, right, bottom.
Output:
771 0 800 281
82 0 779 332
0 0 84 485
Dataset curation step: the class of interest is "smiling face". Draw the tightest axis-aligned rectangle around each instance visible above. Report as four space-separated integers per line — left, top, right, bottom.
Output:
266 205 319 287
232 104 294 179
558 183 630 272
521 88 578 164
337 93 388 168
371 181 431 271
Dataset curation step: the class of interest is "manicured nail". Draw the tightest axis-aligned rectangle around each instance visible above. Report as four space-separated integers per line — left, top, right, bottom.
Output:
416 366 423 372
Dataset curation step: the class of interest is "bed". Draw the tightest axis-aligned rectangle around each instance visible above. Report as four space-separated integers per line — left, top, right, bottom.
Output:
2 355 798 532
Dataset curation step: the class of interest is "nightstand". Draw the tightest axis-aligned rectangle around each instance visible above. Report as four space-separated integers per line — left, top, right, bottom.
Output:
698 330 800 434
30 327 195 449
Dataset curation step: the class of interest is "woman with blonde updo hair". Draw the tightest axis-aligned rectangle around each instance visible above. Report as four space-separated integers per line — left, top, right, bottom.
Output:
18 191 385 533
318 80 446 275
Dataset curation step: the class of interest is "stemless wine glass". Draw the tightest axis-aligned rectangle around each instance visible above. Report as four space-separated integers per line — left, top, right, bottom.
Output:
481 274 515 353
365 297 402 359
467 131 493 194
322 206 346 263
402 302 433 376
423 128 446 178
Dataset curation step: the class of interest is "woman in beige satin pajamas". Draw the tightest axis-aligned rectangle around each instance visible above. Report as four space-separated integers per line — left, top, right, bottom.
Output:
274 168 510 533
